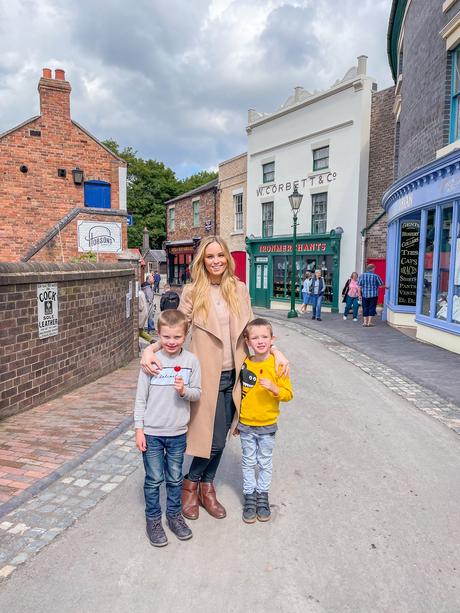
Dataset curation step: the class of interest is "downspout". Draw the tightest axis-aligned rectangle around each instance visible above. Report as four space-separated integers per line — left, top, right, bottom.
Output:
213 186 218 235
360 210 386 272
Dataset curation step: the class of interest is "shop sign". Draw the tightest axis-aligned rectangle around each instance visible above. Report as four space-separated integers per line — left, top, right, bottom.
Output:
169 246 194 254
256 171 337 197
259 242 326 253
397 221 420 306
37 284 58 339
77 221 122 253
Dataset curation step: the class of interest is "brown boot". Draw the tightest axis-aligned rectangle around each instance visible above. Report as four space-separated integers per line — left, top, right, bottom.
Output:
198 482 226 519
181 479 199 520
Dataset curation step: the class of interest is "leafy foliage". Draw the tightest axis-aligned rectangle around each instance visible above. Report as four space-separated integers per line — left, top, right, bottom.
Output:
103 140 217 250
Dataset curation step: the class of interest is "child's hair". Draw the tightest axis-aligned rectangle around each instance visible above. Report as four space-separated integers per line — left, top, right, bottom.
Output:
157 309 188 333
244 318 273 338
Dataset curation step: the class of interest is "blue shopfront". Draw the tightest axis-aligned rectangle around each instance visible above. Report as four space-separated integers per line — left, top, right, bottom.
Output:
383 151 460 354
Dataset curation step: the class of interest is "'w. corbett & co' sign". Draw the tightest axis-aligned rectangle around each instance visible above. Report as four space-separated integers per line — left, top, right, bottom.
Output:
260 242 326 253
256 171 337 197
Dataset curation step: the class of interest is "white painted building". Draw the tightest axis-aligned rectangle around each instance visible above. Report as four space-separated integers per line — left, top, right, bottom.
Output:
245 56 376 311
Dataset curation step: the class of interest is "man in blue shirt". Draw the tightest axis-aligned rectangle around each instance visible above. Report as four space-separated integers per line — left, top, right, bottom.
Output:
358 264 387 327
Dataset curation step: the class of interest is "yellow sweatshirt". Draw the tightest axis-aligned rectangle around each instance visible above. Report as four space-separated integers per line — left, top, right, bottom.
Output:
239 355 293 427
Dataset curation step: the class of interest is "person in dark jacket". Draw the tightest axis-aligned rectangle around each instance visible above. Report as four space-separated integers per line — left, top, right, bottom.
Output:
160 284 180 311
309 269 326 321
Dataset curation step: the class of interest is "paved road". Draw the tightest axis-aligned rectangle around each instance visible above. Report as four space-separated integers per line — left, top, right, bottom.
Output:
0 322 459 613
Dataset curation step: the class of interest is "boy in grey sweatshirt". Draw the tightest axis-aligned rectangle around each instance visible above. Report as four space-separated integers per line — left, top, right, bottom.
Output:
134 309 201 547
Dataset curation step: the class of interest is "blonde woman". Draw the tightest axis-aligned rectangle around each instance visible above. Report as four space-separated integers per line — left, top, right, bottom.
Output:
141 236 288 520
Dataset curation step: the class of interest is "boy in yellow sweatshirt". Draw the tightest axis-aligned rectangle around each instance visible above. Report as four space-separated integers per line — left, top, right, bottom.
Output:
237 318 293 523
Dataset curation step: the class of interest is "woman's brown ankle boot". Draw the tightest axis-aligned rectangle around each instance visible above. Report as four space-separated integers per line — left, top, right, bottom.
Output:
181 479 199 520
198 482 226 519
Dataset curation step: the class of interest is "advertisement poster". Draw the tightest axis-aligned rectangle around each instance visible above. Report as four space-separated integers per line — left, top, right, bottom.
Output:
77 221 122 253
397 221 420 306
37 284 59 339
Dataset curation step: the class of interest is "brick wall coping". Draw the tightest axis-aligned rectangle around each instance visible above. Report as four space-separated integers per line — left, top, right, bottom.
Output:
22 207 128 262
0 262 134 286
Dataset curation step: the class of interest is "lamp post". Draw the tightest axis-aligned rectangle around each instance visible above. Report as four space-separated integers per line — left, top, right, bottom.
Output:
287 187 303 318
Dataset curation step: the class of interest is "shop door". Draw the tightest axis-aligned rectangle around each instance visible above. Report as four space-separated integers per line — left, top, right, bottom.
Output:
254 261 269 308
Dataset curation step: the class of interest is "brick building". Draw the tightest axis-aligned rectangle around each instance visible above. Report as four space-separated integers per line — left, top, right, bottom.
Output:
383 0 460 354
164 178 218 284
218 152 247 282
0 68 128 263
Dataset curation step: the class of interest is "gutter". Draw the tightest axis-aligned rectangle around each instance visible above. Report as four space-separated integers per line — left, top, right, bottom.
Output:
360 210 387 272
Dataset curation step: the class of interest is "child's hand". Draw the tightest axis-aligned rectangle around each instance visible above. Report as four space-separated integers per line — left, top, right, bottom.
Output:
135 428 147 452
232 427 240 437
174 375 185 397
259 377 279 396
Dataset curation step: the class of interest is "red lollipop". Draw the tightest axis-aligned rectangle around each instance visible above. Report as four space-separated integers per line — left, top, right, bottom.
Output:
174 366 181 373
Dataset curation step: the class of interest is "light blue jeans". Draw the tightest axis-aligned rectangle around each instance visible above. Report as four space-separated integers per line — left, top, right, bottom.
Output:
240 430 276 494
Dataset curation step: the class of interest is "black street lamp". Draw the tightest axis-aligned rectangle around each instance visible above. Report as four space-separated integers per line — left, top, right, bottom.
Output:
287 187 303 318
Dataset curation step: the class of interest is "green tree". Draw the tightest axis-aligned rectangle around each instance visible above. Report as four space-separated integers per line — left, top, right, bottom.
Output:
177 169 218 195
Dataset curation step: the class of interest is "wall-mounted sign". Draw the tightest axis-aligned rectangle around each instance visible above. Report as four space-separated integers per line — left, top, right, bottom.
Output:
205 220 212 231
256 171 337 197
127 214 134 226
37 284 58 339
77 221 122 253
169 246 194 254
397 221 420 306
259 242 326 253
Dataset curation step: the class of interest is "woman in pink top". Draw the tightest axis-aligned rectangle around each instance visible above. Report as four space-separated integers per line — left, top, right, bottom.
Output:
342 272 360 321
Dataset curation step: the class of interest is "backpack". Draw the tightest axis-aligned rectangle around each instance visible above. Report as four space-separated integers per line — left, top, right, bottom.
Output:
160 290 180 311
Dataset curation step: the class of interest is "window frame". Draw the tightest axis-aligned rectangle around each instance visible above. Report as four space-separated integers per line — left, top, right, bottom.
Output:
233 192 243 232
192 199 200 228
169 206 175 233
311 192 328 234
261 201 274 238
312 146 329 171
450 46 460 143
262 162 275 184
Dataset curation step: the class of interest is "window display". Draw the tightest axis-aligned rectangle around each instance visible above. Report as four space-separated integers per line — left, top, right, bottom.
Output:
435 206 453 320
272 254 333 302
422 209 435 317
453 207 460 324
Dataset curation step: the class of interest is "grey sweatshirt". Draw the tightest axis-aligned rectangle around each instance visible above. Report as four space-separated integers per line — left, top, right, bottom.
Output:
134 349 201 436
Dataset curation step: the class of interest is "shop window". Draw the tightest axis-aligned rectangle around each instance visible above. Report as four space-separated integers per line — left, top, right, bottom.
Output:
311 193 327 233
234 193 243 231
271 254 333 303
422 209 436 316
436 206 453 320
262 162 275 184
262 202 274 237
192 200 200 227
169 206 175 232
397 213 420 306
313 146 329 171
450 46 460 143
453 206 460 324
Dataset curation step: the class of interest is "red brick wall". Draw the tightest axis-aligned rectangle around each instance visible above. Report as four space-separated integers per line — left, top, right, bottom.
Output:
166 186 219 241
366 86 396 259
0 72 127 263
0 262 137 419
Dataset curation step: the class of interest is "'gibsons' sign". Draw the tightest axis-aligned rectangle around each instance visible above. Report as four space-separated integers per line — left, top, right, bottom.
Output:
397 221 420 306
37 284 59 339
77 221 122 253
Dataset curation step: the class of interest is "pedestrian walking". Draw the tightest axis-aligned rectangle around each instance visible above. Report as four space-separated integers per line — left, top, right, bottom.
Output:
309 269 326 321
236 318 293 524
134 309 201 547
153 271 161 293
300 271 312 314
342 272 360 322
138 287 153 342
141 236 289 521
141 274 155 334
358 264 387 327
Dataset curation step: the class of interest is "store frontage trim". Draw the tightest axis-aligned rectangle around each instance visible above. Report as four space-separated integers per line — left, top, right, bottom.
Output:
246 231 342 312
165 240 197 285
383 150 460 353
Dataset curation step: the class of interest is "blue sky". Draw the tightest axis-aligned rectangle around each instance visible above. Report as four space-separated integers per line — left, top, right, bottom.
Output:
0 0 394 178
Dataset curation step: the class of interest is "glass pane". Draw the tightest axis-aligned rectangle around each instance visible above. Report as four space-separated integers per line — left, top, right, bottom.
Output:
453 207 460 324
273 256 288 298
422 209 436 316
455 50 460 96
436 206 453 320
397 215 420 306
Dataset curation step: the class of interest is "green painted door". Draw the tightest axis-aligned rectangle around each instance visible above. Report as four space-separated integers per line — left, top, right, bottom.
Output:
254 261 270 308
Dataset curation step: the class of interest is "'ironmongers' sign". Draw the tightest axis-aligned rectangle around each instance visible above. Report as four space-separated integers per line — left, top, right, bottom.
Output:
77 221 122 253
37 284 58 339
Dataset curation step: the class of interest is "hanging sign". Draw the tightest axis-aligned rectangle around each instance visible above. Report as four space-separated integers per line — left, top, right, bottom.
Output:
37 284 59 339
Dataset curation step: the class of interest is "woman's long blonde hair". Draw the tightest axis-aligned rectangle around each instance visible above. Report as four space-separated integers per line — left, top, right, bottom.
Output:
190 236 240 322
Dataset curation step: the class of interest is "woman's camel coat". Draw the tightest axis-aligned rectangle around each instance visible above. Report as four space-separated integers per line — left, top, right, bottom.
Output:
179 281 253 459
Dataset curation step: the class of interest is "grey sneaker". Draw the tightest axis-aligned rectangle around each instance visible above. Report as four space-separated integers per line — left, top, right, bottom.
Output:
256 492 271 522
167 513 193 540
242 491 257 523
146 517 168 547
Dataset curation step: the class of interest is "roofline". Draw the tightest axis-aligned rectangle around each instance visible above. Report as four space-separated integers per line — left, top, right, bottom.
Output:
218 152 247 167
387 0 408 82
164 178 218 205
71 120 127 164
0 116 40 140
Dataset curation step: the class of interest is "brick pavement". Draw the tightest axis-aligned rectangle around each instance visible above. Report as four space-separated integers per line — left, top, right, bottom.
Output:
0 359 139 511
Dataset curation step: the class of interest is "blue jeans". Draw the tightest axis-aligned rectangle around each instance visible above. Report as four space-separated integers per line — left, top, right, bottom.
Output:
142 433 186 519
311 294 323 319
240 430 276 494
344 295 359 319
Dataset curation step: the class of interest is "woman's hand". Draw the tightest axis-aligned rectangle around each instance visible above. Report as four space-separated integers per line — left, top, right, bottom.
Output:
272 348 290 377
140 344 162 375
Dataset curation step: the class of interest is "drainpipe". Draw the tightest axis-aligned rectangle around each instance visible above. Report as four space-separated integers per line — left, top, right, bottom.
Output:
213 186 218 235
360 210 386 272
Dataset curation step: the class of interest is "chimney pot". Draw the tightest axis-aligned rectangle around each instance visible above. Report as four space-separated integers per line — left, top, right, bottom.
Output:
294 86 303 102
55 69 65 80
42 68 52 79
357 55 368 76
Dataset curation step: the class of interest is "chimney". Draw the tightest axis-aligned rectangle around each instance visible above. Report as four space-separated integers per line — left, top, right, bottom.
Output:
38 67 71 121
294 86 303 102
357 55 368 76
143 227 150 252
